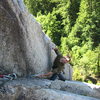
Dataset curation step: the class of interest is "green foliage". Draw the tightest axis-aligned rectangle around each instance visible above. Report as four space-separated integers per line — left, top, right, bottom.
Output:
60 37 69 55
36 11 62 45
24 0 58 15
24 0 80 46
24 0 100 84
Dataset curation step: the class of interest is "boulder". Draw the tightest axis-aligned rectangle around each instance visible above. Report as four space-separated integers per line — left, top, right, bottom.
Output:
50 80 100 99
63 64 73 80
0 78 99 100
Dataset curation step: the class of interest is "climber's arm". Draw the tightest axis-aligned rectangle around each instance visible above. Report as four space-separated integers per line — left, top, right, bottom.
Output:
37 72 53 78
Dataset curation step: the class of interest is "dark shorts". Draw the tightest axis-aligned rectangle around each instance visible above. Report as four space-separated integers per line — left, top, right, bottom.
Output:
50 73 66 81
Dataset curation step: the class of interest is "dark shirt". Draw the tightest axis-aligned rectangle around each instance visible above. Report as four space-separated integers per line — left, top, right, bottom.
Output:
52 49 65 73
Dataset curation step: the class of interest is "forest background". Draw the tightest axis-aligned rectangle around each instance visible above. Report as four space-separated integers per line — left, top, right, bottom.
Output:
24 0 100 84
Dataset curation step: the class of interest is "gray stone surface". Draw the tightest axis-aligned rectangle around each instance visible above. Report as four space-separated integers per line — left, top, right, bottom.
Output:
0 78 99 100
63 64 73 80
0 0 72 79
2 0 97 99
0 0 51 76
50 80 100 99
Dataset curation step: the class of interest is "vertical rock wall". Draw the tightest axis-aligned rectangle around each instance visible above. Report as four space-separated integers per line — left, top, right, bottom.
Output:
0 0 72 80
0 0 53 76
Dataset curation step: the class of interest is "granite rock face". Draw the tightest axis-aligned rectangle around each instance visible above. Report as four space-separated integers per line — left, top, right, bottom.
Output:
0 0 53 76
0 0 72 79
1 0 99 100
0 78 99 100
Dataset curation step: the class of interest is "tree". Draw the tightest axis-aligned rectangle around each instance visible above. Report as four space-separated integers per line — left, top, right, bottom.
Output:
68 0 100 80
24 0 100 82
